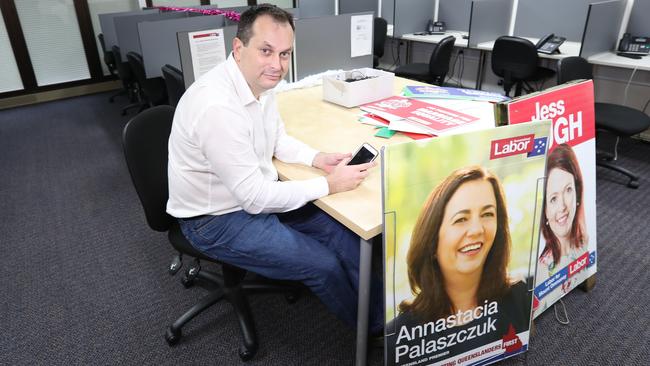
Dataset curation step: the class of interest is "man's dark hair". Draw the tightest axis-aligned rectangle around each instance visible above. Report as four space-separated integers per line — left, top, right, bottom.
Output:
236 4 294 45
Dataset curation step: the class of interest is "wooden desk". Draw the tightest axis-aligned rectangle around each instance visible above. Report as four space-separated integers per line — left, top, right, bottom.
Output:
274 77 423 366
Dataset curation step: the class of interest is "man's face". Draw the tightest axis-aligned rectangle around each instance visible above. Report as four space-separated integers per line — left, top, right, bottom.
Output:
233 15 293 98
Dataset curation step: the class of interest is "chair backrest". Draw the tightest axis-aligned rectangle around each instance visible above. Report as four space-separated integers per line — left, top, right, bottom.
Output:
161 64 185 108
112 45 134 84
373 17 388 59
557 56 593 84
97 33 116 73
126 51 147 87
428 35 456 82
491 36 539 81
122 105 176 232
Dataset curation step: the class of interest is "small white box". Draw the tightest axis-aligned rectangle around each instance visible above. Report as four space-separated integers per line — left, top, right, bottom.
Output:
322 68 394 108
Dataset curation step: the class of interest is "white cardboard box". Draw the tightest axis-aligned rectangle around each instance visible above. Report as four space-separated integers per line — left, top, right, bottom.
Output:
322 68 394 108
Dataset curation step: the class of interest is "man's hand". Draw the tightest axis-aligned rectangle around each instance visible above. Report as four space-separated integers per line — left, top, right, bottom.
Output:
325 158 377 194
313 152 351 174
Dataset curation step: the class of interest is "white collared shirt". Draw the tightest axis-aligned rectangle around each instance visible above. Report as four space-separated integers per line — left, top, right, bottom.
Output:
166 55 328 218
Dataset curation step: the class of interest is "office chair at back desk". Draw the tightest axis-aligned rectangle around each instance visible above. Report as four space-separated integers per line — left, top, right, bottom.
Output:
491 36 555 97
394 35 456 86
161 64 185 108
97 34 127 103
373 17 388 68
557 56 650 188
111 45 140 116
122 105 301 361
126 52 168 111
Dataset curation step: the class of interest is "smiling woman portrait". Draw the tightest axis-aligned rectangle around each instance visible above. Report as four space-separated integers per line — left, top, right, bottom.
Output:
385 166 531 364
536 143 588 305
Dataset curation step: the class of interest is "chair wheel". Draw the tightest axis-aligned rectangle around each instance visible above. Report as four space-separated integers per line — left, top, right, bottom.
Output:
181 275 194 288
165 327 181 346
238 346 255 361
627 179 639 189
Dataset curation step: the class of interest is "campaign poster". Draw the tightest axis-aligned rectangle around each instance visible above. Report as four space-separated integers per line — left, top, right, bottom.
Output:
502 80 597 318
382 121 551 366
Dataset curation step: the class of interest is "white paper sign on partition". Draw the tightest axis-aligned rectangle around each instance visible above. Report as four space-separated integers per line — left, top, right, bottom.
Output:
188 28 226 80
350 14 373 58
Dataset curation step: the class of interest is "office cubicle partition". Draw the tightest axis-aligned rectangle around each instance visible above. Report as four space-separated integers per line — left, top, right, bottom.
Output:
579 0 627 59
382 0 394 28
514 0 591 42
438 0 472 32
296 0 336 19
114 12 187 62
138 15 226 78
391 0 434 37
293 12 374 80
178 25 238 89
467 0 513 48
99 9 158 52
626 0 650 37
339 0 377 16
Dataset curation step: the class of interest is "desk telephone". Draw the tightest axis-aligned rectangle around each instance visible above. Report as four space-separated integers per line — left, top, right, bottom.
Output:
414 20 446 36
536 33 566 54
617 33 650 59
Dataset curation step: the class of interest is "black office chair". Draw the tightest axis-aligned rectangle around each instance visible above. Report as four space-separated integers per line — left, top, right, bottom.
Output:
373 17 388 68
491 36 556 97
557 56 650 188
112 45 141 115
161 64 185 108
98 34 130 104
394 35 455 85
122 106 300 361
126 52 168 111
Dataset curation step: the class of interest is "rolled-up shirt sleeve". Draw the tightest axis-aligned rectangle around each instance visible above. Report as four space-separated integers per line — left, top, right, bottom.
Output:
195 104 328 214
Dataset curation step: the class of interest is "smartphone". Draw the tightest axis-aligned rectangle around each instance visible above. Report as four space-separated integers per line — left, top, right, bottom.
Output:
347 143 378 165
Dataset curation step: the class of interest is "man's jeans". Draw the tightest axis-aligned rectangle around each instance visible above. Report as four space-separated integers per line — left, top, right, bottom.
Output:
178 204 384 333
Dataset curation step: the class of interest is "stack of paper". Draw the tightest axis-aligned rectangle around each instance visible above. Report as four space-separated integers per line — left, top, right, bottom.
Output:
359 96 495 137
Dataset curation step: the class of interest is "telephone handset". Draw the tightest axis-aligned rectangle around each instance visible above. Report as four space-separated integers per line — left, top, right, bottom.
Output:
536 33 566 54
618 33 650 58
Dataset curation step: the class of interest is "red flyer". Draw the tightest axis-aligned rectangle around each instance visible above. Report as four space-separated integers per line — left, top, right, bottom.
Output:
360 96 480 135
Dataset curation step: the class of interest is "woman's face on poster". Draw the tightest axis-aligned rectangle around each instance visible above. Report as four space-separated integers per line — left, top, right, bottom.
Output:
545 167 577 241
436 180 497 278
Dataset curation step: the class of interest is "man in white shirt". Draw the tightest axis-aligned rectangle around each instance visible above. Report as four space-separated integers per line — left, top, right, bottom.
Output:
167 5 383 336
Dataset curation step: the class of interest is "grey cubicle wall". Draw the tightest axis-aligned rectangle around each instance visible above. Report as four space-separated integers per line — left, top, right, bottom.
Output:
114 12 187 62
296 0 335 19
138 15 226 78
178 25 238 89
99 9 158 52
514 0 591 42
392 0 434 37
626 0 650 37
438 0 472 32
467 0 512 48
382 0 395 26
579 0 627 59
339 0 377 15
294 12 373 80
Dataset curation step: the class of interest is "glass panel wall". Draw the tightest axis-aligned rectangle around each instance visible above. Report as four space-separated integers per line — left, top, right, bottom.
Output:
14 0 91 86
0 7 24 93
